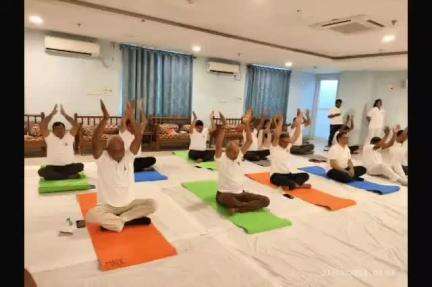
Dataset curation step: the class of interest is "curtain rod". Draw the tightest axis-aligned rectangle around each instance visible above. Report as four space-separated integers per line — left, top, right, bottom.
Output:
120 43 195 57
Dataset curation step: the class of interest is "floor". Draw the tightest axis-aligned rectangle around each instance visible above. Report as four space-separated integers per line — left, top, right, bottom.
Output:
25 143 407 287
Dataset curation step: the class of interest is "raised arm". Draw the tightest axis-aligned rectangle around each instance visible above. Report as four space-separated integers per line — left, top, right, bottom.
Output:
256 117 265 131
240 108 253 154
208 111 217 134
40 104 58 137
215 112 227 159
381 125 400 150
92 100 109 159
190 111 197 134
290 111 303 144
303 109 311 127
271 114 283 147
60 105 79 136
129 107 143 155
346 115 354 132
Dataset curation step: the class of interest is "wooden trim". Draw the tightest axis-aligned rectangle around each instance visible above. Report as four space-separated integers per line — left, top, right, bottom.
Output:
55 0 407 60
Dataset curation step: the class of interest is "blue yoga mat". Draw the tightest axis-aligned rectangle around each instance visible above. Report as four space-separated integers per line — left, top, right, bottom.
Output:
299 166 400 195
134 170 168 182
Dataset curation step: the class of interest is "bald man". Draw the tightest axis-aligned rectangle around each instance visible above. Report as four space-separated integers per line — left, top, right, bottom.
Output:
215 109 270 214
85 100 156 232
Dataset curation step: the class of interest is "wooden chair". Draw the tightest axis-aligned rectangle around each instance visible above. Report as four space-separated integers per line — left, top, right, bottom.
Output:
210 116 244 146
24 113 46 157
150 116 191 150
74 114 122 154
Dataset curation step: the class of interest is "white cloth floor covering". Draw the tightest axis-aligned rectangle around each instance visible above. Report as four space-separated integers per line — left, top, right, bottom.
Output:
25 150 407 287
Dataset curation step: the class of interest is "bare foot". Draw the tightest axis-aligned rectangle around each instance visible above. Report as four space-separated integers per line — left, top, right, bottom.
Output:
293 184 312 189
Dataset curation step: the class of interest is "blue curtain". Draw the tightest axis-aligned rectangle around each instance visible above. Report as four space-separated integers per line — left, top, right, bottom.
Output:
121 44 193 117
245 65 291 119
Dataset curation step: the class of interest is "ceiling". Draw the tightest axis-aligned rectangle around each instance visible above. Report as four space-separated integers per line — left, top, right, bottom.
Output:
24 0 407 73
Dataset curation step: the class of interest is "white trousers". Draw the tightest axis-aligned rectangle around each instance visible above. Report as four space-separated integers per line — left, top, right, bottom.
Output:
86 199 157 232
367 163 402 182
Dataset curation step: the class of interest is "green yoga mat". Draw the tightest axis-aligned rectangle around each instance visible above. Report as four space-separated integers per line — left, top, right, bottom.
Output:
173 151 217 170
39 173 93 194
181 180 292 234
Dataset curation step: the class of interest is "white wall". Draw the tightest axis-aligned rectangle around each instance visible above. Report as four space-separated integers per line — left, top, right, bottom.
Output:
287 71 317 137
336 70 408 144
25 29 122 127
191 57 246 126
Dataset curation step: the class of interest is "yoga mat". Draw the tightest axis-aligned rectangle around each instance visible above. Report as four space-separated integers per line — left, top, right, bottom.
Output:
181 180 291 234
299 166 400 195
173 151 217 170
38 173 93 194
246 172 356 211
77 193 177 271
135 170 168 182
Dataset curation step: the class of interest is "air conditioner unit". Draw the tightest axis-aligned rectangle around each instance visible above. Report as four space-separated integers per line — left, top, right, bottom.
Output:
310 15 385 34
207 61 240 76
44 36 100 57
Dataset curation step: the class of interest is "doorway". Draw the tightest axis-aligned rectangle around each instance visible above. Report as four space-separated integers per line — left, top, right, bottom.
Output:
312 77 339 140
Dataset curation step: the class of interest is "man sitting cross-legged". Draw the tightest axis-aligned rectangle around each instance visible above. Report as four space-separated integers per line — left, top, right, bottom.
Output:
243 117 270 162
188 111 217 163
38 104 84 180
362 126 407 186
289 109 315 155
386 126 408 182
119 102 156 172
86 100 156 232
327 131 366 183
215 109 270 214
269 113 311 192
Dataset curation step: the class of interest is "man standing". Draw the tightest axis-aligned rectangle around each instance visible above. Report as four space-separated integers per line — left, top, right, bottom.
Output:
327 99 343 149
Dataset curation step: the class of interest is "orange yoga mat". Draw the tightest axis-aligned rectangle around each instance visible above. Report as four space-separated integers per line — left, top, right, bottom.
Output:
77 193 177 271
246 172 356 211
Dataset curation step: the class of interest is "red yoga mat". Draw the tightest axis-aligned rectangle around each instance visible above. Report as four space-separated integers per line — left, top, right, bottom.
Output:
246 172 356 211
77 193 177 271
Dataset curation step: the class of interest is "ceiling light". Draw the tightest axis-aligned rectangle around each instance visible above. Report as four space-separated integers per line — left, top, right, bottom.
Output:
285 62 293 67
382 34 395 43
29 15 43 25
192 45 201 52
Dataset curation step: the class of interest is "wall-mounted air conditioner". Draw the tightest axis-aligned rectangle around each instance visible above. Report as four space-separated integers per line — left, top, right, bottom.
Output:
310 15 385 34
44 36 100 57
207 61 240 77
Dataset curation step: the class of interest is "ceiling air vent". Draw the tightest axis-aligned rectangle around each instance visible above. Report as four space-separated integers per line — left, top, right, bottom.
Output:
310 15 385 34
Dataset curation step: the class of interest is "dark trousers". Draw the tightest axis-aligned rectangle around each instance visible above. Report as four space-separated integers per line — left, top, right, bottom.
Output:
290 144 315 155
216 191 270 213
349 145 360 154
244 150 270 161
38 163 84 180
327 166 367 183
134 157 156 172
328 124 343 147
188 150 215 162
270 172 310 190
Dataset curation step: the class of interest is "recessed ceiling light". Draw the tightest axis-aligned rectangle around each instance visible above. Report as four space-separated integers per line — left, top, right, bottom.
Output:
192 45 201 52
285 62 293 67
382 34 396 43
29 15 43 25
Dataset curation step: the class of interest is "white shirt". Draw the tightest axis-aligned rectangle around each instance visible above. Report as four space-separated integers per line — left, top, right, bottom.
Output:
96 151 135 207
328 143 351 169
269 144 293 175
45 132 75 166
215 152 244 194
362 144 383 169
243 129 259 151
367 107 386 129
389 141 407 166
328 107 343 125
288 124 303 146
119 130 135 150
189 128 208 151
